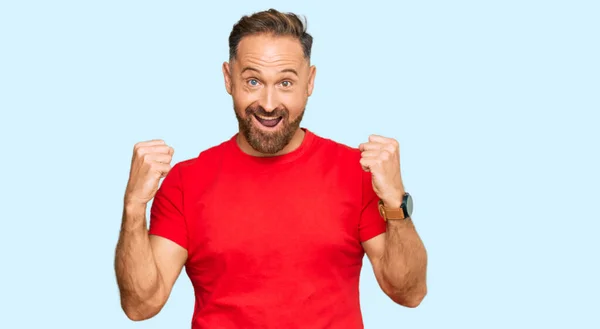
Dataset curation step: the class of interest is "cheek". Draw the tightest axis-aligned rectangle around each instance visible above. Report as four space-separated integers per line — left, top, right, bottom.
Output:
281 91 308 113
232 90 257 112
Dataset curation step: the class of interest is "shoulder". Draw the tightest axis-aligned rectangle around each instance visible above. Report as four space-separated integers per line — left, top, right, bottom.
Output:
171 137 233 176
309 129 362 162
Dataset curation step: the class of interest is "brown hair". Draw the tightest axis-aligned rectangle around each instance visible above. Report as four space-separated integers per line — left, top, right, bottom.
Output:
228 8 313 61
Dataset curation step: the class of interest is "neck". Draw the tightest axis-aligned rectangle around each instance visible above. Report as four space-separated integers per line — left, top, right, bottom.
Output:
237 128 306 157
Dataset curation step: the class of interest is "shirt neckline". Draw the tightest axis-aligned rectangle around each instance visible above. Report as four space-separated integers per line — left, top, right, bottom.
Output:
228 127 316 167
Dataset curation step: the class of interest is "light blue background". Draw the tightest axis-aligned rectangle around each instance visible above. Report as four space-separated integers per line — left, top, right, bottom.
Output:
1 0 598 328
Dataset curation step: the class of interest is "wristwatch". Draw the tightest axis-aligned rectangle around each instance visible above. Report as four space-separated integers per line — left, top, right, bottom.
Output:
378 193 413 221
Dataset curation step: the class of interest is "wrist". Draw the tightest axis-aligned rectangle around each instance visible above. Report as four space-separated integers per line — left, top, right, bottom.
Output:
124 199 147 216
379 189 413 221
382 190 405 209
122 202 147 233
382 198 402 209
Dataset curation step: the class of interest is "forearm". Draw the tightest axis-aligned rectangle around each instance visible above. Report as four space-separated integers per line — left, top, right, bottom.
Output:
381 219 428 306
114 203 165 319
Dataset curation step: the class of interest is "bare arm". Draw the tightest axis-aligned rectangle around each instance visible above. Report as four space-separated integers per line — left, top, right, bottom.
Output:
114 203 187 320
363 221 428 307
358 135 427 307
114 139 187 320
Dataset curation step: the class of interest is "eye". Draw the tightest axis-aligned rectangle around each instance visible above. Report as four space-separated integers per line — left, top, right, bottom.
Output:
247 79 260 87
281 80 292 88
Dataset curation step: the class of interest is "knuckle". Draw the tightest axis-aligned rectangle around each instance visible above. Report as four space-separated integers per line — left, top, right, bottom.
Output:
141 153 151 163
135 145 149 156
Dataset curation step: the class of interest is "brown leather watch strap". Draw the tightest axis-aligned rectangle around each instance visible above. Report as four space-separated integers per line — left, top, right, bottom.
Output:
378 199 407 221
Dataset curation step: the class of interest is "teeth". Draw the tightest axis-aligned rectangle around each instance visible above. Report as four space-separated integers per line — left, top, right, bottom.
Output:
256 114 280 120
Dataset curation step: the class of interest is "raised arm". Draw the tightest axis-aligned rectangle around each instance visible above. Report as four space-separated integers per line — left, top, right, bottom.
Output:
114 140 187 321
359 135 428 307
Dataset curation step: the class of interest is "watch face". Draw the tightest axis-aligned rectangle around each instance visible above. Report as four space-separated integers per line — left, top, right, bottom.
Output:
406 194 413 216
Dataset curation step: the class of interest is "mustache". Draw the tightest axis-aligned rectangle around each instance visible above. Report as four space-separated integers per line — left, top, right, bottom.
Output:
245 104 289 118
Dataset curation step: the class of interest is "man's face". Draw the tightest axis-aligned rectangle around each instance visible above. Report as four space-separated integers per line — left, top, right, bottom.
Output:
223 33 316 155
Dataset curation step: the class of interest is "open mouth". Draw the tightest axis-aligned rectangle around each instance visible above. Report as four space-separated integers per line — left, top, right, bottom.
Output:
253 114 283 128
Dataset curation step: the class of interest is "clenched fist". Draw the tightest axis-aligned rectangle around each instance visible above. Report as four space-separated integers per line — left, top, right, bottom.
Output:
359 134 405 208
124 139 174 206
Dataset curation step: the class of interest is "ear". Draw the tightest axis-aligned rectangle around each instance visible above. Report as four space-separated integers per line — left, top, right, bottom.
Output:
307 65 316 97
222 61 232 95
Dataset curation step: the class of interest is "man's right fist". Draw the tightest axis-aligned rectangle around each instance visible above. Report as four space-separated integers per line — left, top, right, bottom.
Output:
124 139 174 206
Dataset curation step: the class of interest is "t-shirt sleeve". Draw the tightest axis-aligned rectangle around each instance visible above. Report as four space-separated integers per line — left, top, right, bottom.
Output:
359 169 387 242
148 163 188 250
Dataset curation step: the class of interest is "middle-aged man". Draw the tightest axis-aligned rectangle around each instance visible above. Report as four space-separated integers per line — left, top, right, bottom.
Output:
115 8 428 329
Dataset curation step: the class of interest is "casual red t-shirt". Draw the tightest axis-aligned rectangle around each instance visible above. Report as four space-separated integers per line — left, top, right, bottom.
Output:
149 128 387 329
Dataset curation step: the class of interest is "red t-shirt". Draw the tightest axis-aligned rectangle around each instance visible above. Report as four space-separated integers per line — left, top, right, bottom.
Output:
149 128 387 329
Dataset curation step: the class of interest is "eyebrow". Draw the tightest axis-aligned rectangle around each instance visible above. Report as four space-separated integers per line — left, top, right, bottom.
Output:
241 66 299 76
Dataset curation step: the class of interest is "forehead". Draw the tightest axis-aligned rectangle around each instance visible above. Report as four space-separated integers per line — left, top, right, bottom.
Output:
234 34 306 70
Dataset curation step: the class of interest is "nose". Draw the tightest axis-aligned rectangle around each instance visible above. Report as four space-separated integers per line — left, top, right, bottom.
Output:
258 86 278 112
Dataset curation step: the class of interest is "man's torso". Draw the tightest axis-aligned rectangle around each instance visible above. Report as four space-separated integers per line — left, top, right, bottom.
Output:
151 129 380 328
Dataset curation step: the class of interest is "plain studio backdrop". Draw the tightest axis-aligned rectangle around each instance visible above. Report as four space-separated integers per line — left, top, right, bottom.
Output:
1 1 598 328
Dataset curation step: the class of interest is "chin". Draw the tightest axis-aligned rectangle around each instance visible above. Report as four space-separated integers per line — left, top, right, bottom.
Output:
235 108 305 155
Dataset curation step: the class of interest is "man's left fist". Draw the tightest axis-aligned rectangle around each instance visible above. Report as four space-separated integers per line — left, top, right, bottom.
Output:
359 134 405 208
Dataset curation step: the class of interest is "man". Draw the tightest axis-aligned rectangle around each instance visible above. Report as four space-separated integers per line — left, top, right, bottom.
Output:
115 8 427 329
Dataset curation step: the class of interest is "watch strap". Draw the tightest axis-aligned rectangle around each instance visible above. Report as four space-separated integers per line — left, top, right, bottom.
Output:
378 199 407 221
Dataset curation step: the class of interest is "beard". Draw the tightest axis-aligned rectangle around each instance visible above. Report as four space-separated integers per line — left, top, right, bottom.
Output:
235 103 305 155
